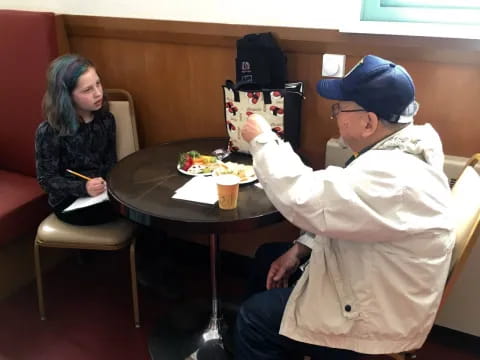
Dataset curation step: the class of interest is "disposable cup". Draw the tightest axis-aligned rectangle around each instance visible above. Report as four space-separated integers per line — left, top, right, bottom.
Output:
214 174 240 210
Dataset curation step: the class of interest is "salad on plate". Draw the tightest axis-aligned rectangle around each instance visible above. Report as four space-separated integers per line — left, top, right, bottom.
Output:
177 150 256 183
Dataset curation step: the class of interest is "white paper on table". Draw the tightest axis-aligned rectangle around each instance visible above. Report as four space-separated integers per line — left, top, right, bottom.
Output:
172 176 218 205
62 191 109 212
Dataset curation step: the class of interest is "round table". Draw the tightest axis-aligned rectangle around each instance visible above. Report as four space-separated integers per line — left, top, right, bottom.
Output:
108 137 283 360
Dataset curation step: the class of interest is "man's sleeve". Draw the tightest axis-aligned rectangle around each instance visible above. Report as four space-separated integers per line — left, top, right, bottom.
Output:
294 231 316 249
249 136 411 243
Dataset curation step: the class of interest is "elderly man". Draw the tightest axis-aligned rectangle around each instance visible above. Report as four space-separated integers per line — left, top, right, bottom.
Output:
235 55 454 360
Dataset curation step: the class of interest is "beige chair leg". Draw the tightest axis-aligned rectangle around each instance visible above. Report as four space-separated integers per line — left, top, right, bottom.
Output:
130 237 140 328
388 353 411 360
34 239 46 320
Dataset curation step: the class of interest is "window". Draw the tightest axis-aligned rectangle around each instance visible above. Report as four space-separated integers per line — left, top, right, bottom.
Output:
361 0 480 25
340 0 480 39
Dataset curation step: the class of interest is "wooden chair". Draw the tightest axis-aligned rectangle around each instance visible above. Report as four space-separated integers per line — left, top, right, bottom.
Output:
34 89 141 327
387 153 480 360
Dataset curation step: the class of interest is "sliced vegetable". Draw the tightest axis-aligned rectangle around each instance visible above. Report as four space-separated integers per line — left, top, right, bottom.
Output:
178 152 194 170
187 150 201 158
201 155 217 163
178 150 204 171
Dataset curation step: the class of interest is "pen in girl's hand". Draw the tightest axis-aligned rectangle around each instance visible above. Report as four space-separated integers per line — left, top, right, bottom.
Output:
66 169 93 181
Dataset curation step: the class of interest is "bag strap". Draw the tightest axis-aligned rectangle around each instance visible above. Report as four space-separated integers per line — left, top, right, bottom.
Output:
263 90 272 104
225 80 273 104
225 80 241 102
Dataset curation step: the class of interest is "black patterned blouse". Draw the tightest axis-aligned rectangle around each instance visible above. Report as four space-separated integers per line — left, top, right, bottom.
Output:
35 112 117 210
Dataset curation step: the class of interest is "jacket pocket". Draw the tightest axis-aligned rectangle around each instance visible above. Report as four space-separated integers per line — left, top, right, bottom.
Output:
326 240 361 321
287 241 359 336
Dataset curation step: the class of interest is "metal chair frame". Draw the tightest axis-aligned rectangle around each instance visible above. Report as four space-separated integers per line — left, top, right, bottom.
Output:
34 89 141 327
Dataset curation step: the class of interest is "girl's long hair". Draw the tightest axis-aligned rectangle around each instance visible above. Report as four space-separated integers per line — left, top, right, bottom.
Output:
42 54 109 136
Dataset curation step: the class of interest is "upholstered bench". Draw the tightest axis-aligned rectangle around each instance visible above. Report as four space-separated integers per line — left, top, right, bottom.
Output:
0 10 61 298
0 171 49 247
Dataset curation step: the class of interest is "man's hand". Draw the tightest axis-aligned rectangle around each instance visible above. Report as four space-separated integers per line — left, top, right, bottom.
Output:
266 246 300 289
241 114 268 143
266 242 312 290
86 177 106 197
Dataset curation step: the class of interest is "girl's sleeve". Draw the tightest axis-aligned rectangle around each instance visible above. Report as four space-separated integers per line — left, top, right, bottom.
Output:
100 113 117 178
35 123 88 198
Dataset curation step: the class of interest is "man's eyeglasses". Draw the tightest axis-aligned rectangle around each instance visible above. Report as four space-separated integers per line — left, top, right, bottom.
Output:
331 103 366 119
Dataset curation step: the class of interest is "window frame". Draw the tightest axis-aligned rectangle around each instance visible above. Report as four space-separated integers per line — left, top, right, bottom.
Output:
361 0 480 26
340 0 480 40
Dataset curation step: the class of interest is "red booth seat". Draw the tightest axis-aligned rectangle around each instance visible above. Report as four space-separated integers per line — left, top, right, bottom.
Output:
0 171 49 246
0 10 58 247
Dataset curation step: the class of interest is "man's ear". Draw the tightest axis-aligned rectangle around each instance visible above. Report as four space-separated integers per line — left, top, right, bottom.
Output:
363 112 379 137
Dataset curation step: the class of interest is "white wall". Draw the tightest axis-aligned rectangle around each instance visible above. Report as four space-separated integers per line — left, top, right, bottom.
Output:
5 1 477 39
0 0 350 29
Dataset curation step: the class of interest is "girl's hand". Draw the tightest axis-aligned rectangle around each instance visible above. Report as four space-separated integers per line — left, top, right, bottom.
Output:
86 177 106 197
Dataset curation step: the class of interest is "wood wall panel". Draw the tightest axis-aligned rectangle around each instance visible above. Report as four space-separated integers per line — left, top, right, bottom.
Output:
169 220 299 257
54 15 70 54
70 37 235 147
64 15 480 167
62 15 480 255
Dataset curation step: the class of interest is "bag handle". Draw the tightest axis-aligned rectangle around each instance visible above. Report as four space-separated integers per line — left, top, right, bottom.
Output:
224 80 273 104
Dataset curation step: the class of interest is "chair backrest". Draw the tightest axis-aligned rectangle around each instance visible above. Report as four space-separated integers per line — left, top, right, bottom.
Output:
441 153 480 306
106 89 139 160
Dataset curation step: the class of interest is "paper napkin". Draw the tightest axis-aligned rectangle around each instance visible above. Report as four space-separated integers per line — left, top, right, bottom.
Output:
172 176 218 204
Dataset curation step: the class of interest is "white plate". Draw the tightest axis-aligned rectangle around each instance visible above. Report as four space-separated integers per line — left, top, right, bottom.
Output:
176 164 257 184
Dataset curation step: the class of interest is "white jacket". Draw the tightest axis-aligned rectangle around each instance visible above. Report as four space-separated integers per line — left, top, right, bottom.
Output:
249 124 454 355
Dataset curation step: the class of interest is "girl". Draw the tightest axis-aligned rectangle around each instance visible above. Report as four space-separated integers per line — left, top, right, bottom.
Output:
35 54 117 225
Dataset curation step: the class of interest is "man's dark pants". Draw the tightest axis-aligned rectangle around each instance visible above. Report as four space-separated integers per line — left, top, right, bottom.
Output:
234 242 359 360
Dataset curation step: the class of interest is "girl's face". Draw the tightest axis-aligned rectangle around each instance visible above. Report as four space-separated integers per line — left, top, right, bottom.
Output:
71 67 103 116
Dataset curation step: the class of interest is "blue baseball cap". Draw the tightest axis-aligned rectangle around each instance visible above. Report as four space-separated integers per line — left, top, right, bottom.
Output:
316 55 416 123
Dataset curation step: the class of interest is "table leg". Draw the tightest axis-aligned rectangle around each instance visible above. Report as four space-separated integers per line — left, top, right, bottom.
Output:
200 233 222 340
193 233 230 360
148 233 234 360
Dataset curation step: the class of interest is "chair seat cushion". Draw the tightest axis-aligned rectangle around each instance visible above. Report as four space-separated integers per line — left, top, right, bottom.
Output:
36 213 136 249
0 170 50 246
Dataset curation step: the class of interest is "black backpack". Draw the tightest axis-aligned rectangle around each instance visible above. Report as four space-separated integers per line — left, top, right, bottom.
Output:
235 32 287 90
